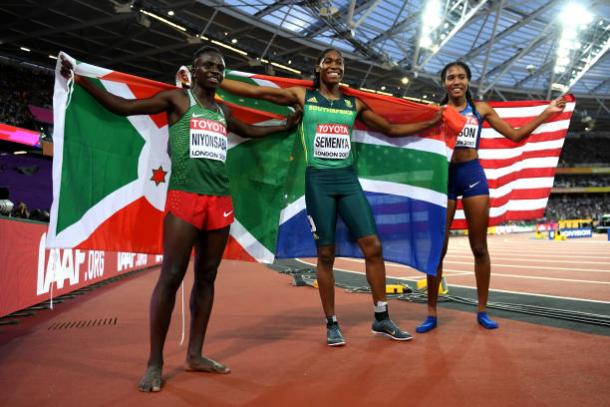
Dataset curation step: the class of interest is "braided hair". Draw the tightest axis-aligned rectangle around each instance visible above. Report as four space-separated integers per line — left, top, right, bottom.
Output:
440 61 478 117
313 48 342 89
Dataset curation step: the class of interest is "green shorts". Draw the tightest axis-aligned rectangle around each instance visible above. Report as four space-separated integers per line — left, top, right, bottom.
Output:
305 166 377 246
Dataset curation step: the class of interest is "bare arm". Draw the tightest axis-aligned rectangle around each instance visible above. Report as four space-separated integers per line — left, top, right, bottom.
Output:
478 97 566 142
60 58 182 118
224 104 302 139
357 99 443 137
220 78 306 107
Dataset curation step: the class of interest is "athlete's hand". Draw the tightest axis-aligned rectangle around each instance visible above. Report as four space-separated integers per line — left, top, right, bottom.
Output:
546 96 567 114
59 57 75 80
284 104 303 131
431 105 445 125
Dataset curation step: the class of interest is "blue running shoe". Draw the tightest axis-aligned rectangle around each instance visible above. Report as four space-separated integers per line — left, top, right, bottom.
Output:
371 318 413 341
416 316 438 333
477 312 499 329
327 323 346 346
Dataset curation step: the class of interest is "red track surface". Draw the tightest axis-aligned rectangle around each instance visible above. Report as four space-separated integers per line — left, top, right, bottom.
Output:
1 244 610 406
300 233 610 303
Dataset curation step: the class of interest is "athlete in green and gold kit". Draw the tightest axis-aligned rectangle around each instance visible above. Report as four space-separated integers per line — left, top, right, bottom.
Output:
61 47 301 392
221 48 442 346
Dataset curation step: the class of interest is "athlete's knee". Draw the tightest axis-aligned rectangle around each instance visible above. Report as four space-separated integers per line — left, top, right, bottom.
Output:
158 267 185 292
317 246 335 269
360 236 382 260
194 262 219 286
471 243 489 259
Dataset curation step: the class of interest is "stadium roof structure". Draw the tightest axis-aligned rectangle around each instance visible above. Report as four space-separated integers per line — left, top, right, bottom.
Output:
1 0 609 131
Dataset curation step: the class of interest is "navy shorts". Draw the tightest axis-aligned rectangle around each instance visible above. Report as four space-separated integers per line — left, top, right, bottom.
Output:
447 159 489 200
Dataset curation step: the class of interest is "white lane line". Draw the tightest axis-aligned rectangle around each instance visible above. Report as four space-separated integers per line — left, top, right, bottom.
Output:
295 260 610 301
444 284 610 305
443 260 610 273
444 254 610 264
448 272 610 284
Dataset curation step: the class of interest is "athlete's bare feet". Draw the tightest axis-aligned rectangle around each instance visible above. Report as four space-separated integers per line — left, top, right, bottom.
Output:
138 365 162 392
185 356 230 374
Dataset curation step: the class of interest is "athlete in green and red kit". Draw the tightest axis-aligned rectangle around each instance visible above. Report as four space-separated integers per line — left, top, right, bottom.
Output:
60 46 301 392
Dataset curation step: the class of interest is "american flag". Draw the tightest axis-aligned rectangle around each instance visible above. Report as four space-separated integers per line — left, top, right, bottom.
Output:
452 95 576 229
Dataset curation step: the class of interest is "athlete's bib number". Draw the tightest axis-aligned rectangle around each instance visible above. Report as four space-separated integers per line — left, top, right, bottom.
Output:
313 123 351 160
189 117 227 162
455 116 479 149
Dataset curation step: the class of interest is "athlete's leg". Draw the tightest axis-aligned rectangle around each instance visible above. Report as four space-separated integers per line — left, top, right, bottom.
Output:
186 225 231 373
355 234 386 304
462 194 497 329
426 198 458 315
316 244 337 317
462 195 490 311
139 212 199 392
335 181 384 304
305 169 339 318
416 199 457 333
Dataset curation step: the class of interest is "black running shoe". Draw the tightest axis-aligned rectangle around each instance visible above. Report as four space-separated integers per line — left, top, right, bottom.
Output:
371 318 413 341
327 323 346 346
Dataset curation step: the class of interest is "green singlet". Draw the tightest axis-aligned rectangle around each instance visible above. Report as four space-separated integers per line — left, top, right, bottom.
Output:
299 89 358 169
300 89 376 246
168 90 230 196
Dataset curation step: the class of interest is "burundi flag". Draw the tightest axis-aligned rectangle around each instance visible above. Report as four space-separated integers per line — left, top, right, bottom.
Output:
48 53 464 275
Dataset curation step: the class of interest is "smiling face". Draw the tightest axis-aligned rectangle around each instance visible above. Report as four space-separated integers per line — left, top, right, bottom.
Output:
192 52 225 89
443 64 470 100
317 50 344 86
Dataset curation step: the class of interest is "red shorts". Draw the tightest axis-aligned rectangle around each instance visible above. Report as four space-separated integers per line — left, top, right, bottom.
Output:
165 189 234 231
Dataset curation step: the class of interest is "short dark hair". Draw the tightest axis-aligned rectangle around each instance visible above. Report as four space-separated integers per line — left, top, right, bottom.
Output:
192 46 223 63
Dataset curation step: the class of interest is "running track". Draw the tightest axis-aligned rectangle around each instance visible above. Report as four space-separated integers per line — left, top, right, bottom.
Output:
297 233 610 303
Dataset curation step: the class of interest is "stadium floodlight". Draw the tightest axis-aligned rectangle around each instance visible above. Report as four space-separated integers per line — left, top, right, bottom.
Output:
559 3 593 26
553 2 598 87
210 40 248 57
140 9 186 32
270 62 301 75
422 0 441 28
420 0 442 49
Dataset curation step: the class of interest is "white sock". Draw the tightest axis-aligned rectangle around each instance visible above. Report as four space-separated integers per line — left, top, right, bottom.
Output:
326 315 337 323
374 301 388 313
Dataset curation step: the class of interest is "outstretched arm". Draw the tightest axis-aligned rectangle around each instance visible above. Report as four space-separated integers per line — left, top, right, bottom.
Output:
224 104 302 139
479 97 567 142
357 99 443 137
220 78 306 107
60 58 180 117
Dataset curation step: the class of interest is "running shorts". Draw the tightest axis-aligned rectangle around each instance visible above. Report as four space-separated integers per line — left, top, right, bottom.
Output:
305 166 377 246
447 159 489 200
165 189 234 230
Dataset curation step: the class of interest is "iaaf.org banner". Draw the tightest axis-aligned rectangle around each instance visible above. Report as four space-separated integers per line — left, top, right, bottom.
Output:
0 218 162 317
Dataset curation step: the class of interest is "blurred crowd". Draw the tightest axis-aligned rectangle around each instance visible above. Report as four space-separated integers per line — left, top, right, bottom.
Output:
0 62 53 135
545 194 610 221
553 174 610 188
559 136 610 166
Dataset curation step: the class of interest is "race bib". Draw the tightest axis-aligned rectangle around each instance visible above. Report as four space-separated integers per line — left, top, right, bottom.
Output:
313 123 351 160
189 117 227 162
455 115 479 149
